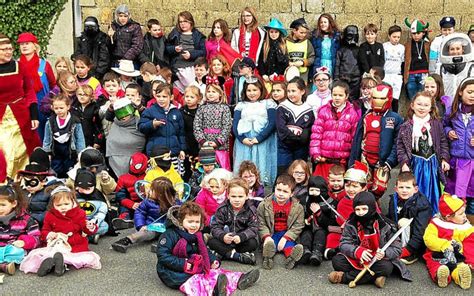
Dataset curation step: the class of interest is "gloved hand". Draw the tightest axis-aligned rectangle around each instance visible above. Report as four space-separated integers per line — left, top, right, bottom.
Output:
184 254 203 274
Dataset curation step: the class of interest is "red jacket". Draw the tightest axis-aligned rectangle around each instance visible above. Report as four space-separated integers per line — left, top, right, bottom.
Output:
41 207 97 253
115 173 144 209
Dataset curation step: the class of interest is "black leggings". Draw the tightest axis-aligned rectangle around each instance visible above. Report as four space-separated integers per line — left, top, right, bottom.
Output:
300 228 327 253
207 237 259 256
332 253 394 284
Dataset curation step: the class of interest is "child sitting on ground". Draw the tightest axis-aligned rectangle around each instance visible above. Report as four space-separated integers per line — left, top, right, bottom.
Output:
144 145 183 185
74 169 109 244
112 152 148 230
19 185 101 276
195 168 233 229
0 183 40 276
423 193 473 289
237 160 265 207
329 192 412 288
300 176 337 266
325 161 368 260
189 145 217 198
157 202 260 295
258 174 305 270
208 178 259 265
327 164 346 202
387 172 432 265
111 177 176 253
287 159 311 202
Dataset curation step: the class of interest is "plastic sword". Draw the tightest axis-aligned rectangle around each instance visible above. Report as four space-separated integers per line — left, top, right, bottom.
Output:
349 218 414 288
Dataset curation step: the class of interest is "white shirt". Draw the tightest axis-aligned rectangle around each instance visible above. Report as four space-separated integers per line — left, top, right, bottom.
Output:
383 42 405 75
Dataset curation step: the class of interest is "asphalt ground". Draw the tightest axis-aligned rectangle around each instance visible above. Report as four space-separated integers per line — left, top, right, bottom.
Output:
2 167 473 295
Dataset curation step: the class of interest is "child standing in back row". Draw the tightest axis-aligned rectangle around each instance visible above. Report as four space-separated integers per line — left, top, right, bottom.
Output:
383 25 405 112
286 18 315 83
358 23 384 74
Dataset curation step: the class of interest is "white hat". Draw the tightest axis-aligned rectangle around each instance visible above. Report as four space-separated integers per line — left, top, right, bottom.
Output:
111 60 140 77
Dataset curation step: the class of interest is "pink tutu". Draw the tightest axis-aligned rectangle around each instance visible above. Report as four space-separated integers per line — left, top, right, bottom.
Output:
20 246 101 274
179 268 243 295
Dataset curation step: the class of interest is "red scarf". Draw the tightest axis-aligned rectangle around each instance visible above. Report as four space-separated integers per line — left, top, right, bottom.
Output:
19 53 43 93
238 26 260 62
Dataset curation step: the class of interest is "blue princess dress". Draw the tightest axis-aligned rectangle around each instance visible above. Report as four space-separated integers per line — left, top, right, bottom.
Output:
233 99 277 185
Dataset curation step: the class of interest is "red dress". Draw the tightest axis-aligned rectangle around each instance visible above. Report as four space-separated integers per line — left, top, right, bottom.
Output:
0 60 41 177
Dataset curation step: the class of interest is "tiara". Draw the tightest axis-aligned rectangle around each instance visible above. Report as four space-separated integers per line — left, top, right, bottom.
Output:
51 185 71 196
244 75 258 84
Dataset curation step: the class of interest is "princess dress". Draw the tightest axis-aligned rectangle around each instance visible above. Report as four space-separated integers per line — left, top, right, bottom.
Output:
233 100 277 185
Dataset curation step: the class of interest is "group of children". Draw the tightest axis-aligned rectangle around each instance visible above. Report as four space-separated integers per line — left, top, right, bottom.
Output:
0 3 474 294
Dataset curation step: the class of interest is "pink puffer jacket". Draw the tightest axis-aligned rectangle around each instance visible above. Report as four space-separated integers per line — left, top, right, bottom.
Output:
195 188 225 226
309 101 360 160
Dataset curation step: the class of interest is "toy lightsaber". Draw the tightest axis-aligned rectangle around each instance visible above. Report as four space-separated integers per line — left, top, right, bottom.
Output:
348 218 413 288
320 195 346 223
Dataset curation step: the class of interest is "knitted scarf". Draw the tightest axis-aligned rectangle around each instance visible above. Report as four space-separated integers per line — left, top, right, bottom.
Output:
173 228 210 274
239 26 260 61
19 53 43 93
412 114 432 152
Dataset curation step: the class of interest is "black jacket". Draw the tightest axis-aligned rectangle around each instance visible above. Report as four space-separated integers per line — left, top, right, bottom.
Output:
73 31 110 79
300 193 337 231
387 192 432 256
109 19 144 62
138 32 169 68
257 40 289 77
335 45 360 79
358 42 385 74
71 100 104 148
180 106 199 157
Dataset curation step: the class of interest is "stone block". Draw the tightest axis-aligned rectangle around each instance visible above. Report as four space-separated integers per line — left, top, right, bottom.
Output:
206 10 241 27
200 0 229 12
411 0 443 14
292 0 304 13
337 14 380 32
259 0 292 12
377 0 410 14
344 0 376 14
324 0 343 13
305 0 323 13
162 0 196 11
444 0 472 15
79 0 95 7
228 0 259 12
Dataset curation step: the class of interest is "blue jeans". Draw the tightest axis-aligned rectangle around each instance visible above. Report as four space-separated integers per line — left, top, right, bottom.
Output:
272 231 297 257
406 73 427 101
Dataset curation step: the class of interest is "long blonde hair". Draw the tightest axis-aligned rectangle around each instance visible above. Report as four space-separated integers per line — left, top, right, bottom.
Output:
205 83 227 104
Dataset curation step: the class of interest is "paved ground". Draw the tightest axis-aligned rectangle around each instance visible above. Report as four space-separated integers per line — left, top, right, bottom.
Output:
3 170 473 295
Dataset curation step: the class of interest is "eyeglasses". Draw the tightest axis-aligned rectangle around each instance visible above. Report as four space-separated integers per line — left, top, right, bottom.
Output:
293 172 306 177
315 78 329 83
0 47 13 52
179 20 191 24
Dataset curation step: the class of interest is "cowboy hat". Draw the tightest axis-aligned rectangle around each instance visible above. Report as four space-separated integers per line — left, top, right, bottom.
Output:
111 60 141 77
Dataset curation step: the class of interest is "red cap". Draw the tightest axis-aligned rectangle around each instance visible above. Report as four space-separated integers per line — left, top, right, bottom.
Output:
17 32 38 44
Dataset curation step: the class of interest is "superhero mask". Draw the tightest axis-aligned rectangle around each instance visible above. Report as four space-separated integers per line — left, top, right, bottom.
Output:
129 152 148 175
343 25 359 45
371 84 393 113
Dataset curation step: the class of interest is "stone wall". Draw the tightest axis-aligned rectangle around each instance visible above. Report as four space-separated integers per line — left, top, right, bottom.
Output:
80 0 474 42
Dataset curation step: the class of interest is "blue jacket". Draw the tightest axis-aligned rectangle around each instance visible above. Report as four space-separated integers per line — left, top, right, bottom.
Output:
310 32 341 77
165 28 206 68
133 199 165 230
156 206 217 289
443 104 474 160
138 104 186 156
349 110 403 169
387 192 432 256
26 189 50 226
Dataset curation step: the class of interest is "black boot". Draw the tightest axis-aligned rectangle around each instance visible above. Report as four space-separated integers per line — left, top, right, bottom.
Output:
300 249 312 265
112 237 133 253
309 250 323 266
53 252 65 276
237 269 260 290
37 258 55 277
213 274 228 296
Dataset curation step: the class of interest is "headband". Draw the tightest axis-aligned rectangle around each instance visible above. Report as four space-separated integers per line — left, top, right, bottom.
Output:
0 38 11 43
424 76 435 83
51 185 71 196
